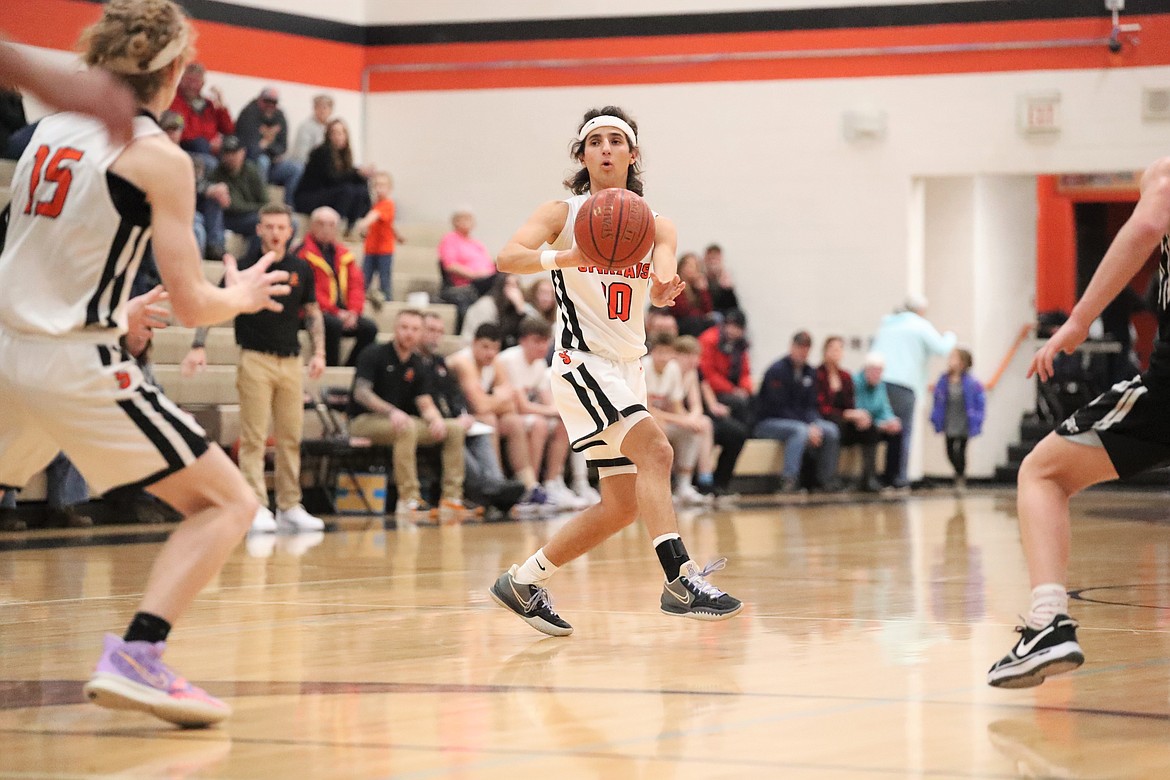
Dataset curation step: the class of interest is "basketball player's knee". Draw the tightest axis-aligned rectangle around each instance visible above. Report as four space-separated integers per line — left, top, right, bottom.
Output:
639 435 674 472
1018 448 1059 487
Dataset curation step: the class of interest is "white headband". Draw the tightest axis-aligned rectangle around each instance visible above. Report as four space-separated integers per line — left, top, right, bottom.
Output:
577 115 638 147
102 27 189 75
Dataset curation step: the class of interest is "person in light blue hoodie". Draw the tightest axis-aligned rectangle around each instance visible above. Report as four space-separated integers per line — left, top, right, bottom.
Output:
870 295 957 487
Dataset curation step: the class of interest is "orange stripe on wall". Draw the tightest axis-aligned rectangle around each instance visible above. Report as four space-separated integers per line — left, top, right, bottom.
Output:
6 2 1168 93
5 0 362 90
365 16 1170 91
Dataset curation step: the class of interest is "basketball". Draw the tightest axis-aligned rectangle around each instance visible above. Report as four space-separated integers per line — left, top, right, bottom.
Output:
573 188 656 269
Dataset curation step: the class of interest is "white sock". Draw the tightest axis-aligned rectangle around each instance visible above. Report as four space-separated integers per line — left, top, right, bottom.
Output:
514 548 557 585
1027 583 1068 630
652 532 681 547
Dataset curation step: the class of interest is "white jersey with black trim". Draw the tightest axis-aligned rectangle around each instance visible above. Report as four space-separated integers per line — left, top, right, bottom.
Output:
0 112 161 340
545 193 654 363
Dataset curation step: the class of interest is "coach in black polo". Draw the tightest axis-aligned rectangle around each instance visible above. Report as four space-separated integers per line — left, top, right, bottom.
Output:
182 203 326 533
348 308 466 515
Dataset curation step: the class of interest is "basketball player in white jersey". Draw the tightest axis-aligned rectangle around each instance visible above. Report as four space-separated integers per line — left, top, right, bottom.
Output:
987 156 1170 689
489 106 742 635
0 0 290 726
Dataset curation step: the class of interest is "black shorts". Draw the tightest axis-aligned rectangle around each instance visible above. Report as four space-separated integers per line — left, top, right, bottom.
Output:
1058 348 1170 479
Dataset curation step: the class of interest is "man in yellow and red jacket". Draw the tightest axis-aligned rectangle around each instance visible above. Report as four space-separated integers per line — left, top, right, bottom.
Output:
296 207 378 366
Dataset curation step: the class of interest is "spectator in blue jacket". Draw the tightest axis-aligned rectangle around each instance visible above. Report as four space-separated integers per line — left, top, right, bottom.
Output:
871 295 957 487
930 348 986 490
853 352 905 492
754 331 841 491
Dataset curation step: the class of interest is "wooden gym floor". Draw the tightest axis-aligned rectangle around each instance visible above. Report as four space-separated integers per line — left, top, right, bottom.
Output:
3 488 1170 778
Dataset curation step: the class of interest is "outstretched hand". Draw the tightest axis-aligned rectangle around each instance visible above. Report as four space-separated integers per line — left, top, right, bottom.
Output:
223 252 291 314
1028 318 1090 382
650 272 685 307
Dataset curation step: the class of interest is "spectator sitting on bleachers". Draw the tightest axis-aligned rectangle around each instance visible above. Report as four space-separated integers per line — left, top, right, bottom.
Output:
347 309 468 517
525 277 557 326
438 208 498 328
646 306 680 345
290 94 332 166
703 243 740 316
496 317 586 511
0 86 26 157
461 273 536 348
674 335 734 499
296 206 377 366
181 203 326 533
234 86 301 206
816 335 882 492
160 110 228 261
670 252 716 337
853 352 904 491
168 62 232 173
418 313 525 515
0 453 92 529
448 324 552 515
642 334 712 507
294 118 372 233
209 134 267 243
355 171 403 303
755 330 842 493
698 308 752 427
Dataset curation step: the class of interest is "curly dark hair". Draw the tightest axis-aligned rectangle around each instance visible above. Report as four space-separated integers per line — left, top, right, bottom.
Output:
563 106 644 196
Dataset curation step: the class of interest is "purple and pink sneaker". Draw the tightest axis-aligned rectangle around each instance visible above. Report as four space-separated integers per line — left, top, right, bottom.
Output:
83 634 231 727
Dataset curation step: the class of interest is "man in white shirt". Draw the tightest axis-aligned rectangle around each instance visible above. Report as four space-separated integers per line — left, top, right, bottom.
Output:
642 334 712 506
495 317 585 510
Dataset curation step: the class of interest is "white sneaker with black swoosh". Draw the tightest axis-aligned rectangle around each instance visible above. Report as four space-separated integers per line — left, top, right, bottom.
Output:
987 614 1084 689
660 558 743 620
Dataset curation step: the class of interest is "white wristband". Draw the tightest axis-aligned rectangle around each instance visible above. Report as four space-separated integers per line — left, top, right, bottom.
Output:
540 250 559 270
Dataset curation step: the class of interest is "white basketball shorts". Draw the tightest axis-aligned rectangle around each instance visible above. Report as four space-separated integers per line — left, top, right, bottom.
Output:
0 329 209 495
549 348 651 478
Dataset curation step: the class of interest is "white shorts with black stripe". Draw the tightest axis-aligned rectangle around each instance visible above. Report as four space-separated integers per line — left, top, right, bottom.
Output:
549 349 651 479
0 328 209 495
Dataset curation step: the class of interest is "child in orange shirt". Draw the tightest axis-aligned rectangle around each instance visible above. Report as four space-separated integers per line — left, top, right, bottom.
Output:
357 171 404 301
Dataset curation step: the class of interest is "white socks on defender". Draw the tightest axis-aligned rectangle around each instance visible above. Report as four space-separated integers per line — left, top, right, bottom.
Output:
1027 583 1068 630
514 548 557 585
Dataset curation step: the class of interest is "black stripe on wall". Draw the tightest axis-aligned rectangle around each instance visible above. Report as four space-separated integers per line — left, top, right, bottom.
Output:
78 0 1168 46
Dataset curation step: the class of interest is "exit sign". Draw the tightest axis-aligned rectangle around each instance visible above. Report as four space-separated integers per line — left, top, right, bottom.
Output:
1018 91 1062 135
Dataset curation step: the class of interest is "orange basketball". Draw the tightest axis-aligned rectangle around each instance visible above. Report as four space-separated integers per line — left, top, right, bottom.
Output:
573 188 655 269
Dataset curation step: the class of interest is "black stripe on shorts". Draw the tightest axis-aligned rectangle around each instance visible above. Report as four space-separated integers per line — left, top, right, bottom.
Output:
588 456 634 468
137 384 209 459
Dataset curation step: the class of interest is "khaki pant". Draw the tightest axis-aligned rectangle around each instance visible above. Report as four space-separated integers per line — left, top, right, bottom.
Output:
236 350 304 510
349 414 465 502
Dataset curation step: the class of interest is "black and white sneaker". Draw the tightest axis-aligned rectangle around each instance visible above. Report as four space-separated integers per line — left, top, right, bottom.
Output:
489 565 573 637
660 558 743 621
987 614 1084 689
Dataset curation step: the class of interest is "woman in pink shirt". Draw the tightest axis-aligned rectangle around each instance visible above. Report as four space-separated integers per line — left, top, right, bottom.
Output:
439 209 500 327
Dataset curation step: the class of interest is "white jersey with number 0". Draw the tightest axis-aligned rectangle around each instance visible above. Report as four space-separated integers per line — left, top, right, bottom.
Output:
545 193 654 363
0 112 161 339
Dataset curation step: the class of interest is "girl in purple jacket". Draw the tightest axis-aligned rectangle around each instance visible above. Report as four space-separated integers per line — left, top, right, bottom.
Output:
931 348 986 488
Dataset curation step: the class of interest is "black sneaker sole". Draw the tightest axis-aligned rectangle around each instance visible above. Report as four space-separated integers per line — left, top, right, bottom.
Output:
488 584 573 637
988 650 1085 689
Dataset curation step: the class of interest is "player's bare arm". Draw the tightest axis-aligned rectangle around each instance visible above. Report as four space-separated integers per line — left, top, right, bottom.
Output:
649 216 684 307
1030 156 1170 381
497 200 581 274
0 38 136 144
132 141 290 326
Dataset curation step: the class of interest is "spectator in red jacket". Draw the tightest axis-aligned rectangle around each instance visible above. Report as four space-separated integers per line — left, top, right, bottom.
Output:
168 62 233 172
698 308 752 427
295 207 377 366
